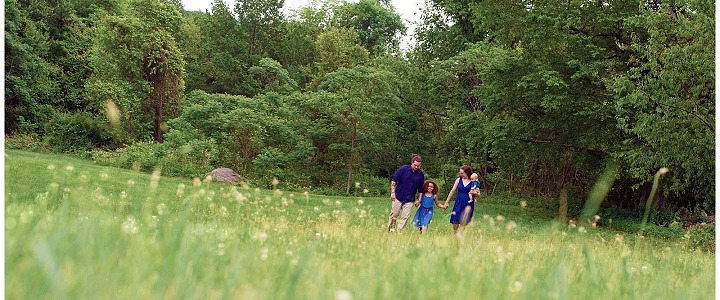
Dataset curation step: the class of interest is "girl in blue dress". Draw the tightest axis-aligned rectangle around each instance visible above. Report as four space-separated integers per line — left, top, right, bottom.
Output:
442 165 475 234
411 180 442 233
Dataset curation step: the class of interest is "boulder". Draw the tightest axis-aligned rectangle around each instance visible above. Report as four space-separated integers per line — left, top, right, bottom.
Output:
206 167 240 183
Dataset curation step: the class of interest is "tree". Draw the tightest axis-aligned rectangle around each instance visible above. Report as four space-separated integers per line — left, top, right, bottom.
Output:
314 27 370 82
235 0 285 58
331 0 406 56
316 65 404 193
612 0 714 210
181 0 253 95
86 0 185 143
5 0 60 134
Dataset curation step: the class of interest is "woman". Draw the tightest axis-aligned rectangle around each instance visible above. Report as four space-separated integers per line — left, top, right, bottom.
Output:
442 165 475 234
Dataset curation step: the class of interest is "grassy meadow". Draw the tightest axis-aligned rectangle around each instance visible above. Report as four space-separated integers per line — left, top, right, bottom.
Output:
5 149 715 299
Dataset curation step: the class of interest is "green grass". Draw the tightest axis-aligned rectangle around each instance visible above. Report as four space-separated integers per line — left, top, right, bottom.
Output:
5 149 715 299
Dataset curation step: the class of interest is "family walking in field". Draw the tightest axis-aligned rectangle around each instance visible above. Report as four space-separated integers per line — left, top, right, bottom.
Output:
387 155 482 235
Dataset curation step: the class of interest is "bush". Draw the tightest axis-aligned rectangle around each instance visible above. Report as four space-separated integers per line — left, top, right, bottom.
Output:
5 133 50 152
44 112 118 153
686 222 715 253
91 141 160 172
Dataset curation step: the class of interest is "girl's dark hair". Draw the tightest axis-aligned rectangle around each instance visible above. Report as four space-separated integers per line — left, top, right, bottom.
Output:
423 180 438 195
460 165 473 178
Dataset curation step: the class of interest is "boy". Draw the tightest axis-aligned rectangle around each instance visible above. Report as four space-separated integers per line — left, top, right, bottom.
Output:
468 173 482 203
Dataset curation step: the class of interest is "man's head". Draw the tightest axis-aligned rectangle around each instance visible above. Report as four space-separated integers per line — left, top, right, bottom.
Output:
411 155 422 171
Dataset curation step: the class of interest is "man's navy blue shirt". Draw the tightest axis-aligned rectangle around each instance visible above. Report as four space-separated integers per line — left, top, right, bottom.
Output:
392 164 425 203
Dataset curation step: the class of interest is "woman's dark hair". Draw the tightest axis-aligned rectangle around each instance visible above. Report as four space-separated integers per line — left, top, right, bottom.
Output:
460 165 473 178
423 180 438 195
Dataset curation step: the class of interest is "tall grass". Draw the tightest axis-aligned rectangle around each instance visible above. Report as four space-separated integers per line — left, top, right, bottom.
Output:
5 150 715 299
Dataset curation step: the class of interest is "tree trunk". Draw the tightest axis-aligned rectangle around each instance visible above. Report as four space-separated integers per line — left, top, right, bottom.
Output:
154 96 163 143
558 185 568 223
346 126 357 194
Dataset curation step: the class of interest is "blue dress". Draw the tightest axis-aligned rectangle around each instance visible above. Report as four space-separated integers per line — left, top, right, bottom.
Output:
411 193 435 227
450 179 474 225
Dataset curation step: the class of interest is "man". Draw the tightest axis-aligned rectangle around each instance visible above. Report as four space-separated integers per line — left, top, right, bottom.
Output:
388 155 425 232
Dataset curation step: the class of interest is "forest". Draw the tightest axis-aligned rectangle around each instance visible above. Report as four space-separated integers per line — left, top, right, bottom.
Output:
5 0 715 222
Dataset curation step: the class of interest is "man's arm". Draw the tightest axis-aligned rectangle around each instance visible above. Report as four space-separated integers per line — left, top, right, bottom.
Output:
390 181 397 201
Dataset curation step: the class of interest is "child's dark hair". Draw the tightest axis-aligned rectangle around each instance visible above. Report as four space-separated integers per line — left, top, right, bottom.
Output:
423 180 438 195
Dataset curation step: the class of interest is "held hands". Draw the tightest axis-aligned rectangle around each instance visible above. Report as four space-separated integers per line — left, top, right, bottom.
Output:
414 201 420 207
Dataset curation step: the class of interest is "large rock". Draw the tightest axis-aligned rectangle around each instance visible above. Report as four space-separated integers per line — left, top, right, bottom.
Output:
206 168 240 183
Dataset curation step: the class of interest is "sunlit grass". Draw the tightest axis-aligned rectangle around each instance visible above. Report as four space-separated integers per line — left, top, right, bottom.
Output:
5 149 714 299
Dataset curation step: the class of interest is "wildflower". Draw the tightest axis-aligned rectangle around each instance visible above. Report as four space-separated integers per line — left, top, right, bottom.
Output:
47 164 55 170
272 177 280 186
122 218 139 234
260 248 269 260
578 226 587 233
193 178 201 187
65 165 74 172
156 203 166 215
258 232 268 242
127 179 136 186
363 189 369 194
594 215 601 222
511 281 522 292
506 221 517 231
100 173 109 180
335 289 353 300
355 182 361 188
615 234 624 243
357 199 364 205
520 201 527 208
496 215 505 222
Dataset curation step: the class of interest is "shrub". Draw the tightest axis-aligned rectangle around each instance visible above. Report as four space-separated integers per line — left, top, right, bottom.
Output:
686 222 715 253
44 112 118 153
91 141 160 172
5 133 50 152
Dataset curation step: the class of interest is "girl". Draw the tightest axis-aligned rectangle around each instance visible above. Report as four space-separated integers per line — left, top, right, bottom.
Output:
411 180 443 233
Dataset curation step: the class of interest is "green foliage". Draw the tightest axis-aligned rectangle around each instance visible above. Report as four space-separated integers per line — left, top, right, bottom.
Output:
5 133 51 152
611 0 714 208
331 0 406 56
249 57 299 93
686 223 715 253
314 27 370 78
86 0 185 143
5 0 61 134
91 141 161 171
43 112 119 153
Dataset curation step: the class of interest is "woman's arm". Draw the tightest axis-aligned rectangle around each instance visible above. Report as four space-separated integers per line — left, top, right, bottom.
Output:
443 178 459 207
